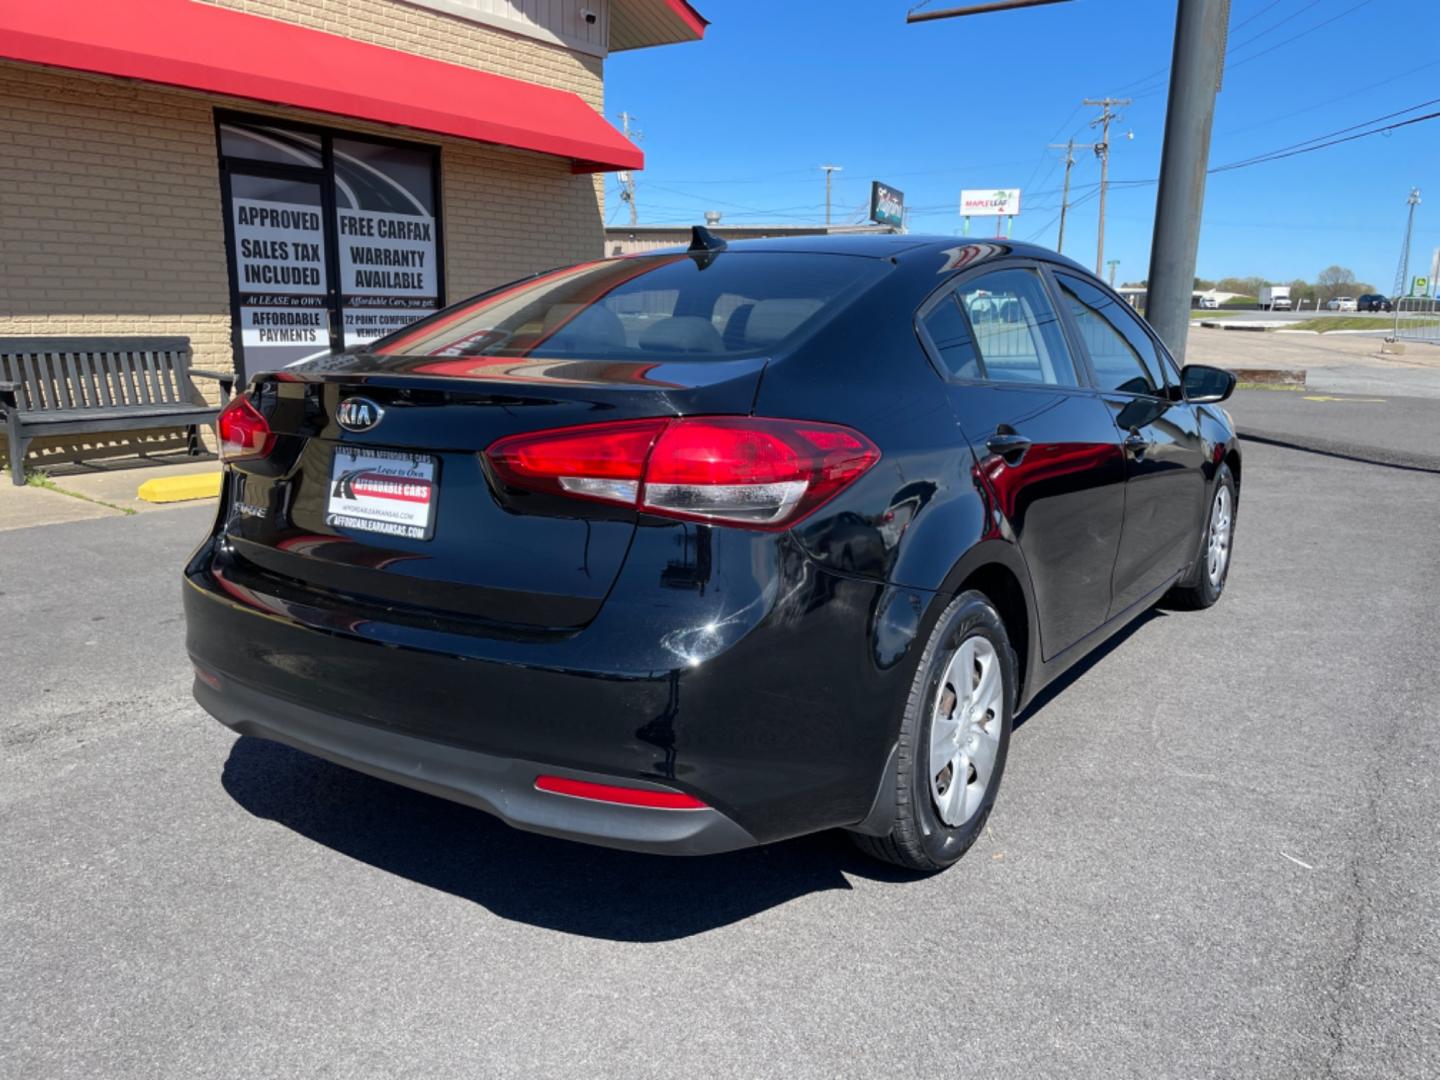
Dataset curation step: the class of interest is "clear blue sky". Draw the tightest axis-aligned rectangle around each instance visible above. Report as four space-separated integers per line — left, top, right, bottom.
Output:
606 0 1439 290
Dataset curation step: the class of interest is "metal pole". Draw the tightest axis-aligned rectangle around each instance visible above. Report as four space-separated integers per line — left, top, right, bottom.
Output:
617 112 640 227
1142 0 1230 364
1096 110 1110 275
1049 138 1076 254
821 164 843 226
1394 187 1421 297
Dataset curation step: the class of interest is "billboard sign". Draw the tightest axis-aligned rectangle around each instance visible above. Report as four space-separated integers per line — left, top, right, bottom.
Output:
960 188 1021 217
870 181 905 227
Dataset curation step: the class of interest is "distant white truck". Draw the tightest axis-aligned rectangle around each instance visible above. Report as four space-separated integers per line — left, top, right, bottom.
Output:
1258 285 1292 311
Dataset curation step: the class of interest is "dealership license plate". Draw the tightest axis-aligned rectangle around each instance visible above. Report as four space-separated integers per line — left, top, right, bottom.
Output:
325 446 438 541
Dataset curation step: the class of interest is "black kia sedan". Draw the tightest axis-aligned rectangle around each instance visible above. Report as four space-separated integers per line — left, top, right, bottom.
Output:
185 232 1240 872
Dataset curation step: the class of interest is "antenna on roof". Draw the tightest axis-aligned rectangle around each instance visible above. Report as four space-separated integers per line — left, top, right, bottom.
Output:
689 225 728 254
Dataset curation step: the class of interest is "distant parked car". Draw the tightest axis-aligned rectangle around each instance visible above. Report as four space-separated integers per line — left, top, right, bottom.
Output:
1327 296 1357 312
1198 295 1218 309
1357 294 1392 312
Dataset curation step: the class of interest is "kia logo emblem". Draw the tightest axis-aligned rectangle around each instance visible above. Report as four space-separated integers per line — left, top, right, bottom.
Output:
336 397 383 432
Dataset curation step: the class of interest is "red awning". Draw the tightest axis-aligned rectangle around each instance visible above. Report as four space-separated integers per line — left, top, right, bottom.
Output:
0 0 643 173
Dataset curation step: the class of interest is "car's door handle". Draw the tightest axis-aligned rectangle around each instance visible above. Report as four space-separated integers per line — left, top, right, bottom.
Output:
1124 432 1152 457
985 432 1032 461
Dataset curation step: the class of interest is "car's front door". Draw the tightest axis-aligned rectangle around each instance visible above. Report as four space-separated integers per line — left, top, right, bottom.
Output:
918 263 1127 661
1052 272 1207 615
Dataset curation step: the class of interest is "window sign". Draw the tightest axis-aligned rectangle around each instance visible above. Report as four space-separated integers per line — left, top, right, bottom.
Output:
218 115 443 382
333 138 440 348
230 174 331 374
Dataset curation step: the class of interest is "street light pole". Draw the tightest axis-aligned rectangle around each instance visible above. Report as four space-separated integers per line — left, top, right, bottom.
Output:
1143 0 1230 363
820 164 843 226
1047 138 1076 254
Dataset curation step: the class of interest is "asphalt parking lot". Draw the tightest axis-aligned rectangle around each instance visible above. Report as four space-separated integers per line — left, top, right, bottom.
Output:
3 397 1438 1079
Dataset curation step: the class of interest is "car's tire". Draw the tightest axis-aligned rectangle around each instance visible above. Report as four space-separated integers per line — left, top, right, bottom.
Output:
1166 463 1237 610
850 590 1016 873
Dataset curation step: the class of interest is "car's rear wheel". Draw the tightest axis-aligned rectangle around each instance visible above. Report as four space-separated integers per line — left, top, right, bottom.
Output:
850 591 1015 872
1167 463 1236 610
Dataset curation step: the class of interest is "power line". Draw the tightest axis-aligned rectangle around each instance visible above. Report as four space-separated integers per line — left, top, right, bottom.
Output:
1110 0 1386 101
1226 0 1382 68
1211 97 1440 171
1093 102 1440 196
1222 57 1440 136
1209 108 1440 172
1230 0 1294 31
1223 0 1309 55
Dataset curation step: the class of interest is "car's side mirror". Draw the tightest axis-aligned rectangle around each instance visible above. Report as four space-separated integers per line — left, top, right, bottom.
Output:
1181 363 1236 404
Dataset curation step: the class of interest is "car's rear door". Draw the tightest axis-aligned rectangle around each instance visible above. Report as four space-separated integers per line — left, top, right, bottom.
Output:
917 261 1126 661
1051 271 1207 615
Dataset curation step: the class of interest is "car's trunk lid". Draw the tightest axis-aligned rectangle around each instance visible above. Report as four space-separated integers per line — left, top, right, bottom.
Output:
220 352 766 630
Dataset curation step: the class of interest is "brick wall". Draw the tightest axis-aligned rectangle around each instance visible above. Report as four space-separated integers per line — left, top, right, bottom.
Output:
0 65 236 398
201 0 605 108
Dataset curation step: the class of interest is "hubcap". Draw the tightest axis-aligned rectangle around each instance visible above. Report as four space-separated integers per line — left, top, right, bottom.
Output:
1207 486 1232 587
929 635 1003 828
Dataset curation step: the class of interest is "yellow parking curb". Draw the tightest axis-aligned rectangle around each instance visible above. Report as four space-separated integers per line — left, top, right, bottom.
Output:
137 472 222 503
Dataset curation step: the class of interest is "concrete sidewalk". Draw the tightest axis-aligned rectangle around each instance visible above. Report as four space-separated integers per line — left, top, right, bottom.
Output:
0 455 219 532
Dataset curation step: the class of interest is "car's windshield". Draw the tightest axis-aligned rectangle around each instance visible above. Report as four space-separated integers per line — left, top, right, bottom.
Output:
367 252 890 361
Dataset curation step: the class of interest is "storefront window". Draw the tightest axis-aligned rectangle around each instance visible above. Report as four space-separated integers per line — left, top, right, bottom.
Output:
216 115 443 382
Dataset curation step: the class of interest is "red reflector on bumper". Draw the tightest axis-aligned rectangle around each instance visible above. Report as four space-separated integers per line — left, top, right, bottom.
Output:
534 775 708 810
192 663 223 691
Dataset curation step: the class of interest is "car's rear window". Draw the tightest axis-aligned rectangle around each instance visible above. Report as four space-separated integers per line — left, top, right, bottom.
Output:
368 252 888 360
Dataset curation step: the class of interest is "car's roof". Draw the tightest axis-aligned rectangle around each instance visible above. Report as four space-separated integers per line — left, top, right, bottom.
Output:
629 231 1088 272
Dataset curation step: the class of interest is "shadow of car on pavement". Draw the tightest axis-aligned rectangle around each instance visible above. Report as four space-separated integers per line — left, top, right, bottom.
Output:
219 607 1164 941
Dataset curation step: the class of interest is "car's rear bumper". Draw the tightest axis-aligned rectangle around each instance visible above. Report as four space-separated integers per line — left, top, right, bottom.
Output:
193 672 758 855
184 526 929 851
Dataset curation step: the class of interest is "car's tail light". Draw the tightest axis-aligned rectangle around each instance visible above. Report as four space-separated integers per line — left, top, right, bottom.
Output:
217 395 275 462
486 416 879 530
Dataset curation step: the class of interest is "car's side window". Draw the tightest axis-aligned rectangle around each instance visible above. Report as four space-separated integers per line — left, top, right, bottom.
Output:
1056 273 1166 396
919 292 983 379
955 268 1079 387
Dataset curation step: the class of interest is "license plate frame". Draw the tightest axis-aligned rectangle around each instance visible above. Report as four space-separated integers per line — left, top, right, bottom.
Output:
325 445 439 542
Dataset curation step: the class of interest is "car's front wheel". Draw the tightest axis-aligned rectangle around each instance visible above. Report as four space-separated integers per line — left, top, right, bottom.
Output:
850 591 1016 872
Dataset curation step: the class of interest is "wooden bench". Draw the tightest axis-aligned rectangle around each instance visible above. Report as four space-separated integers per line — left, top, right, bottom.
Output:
0 336 234 485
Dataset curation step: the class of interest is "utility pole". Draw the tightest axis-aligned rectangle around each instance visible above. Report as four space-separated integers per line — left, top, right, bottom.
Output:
1107 259 1120 287
820 164 843 226
1143 0 1228 363
617 111 641 227
1047 138 1077 254
1083 97 1131 277
1393 187 1421 297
